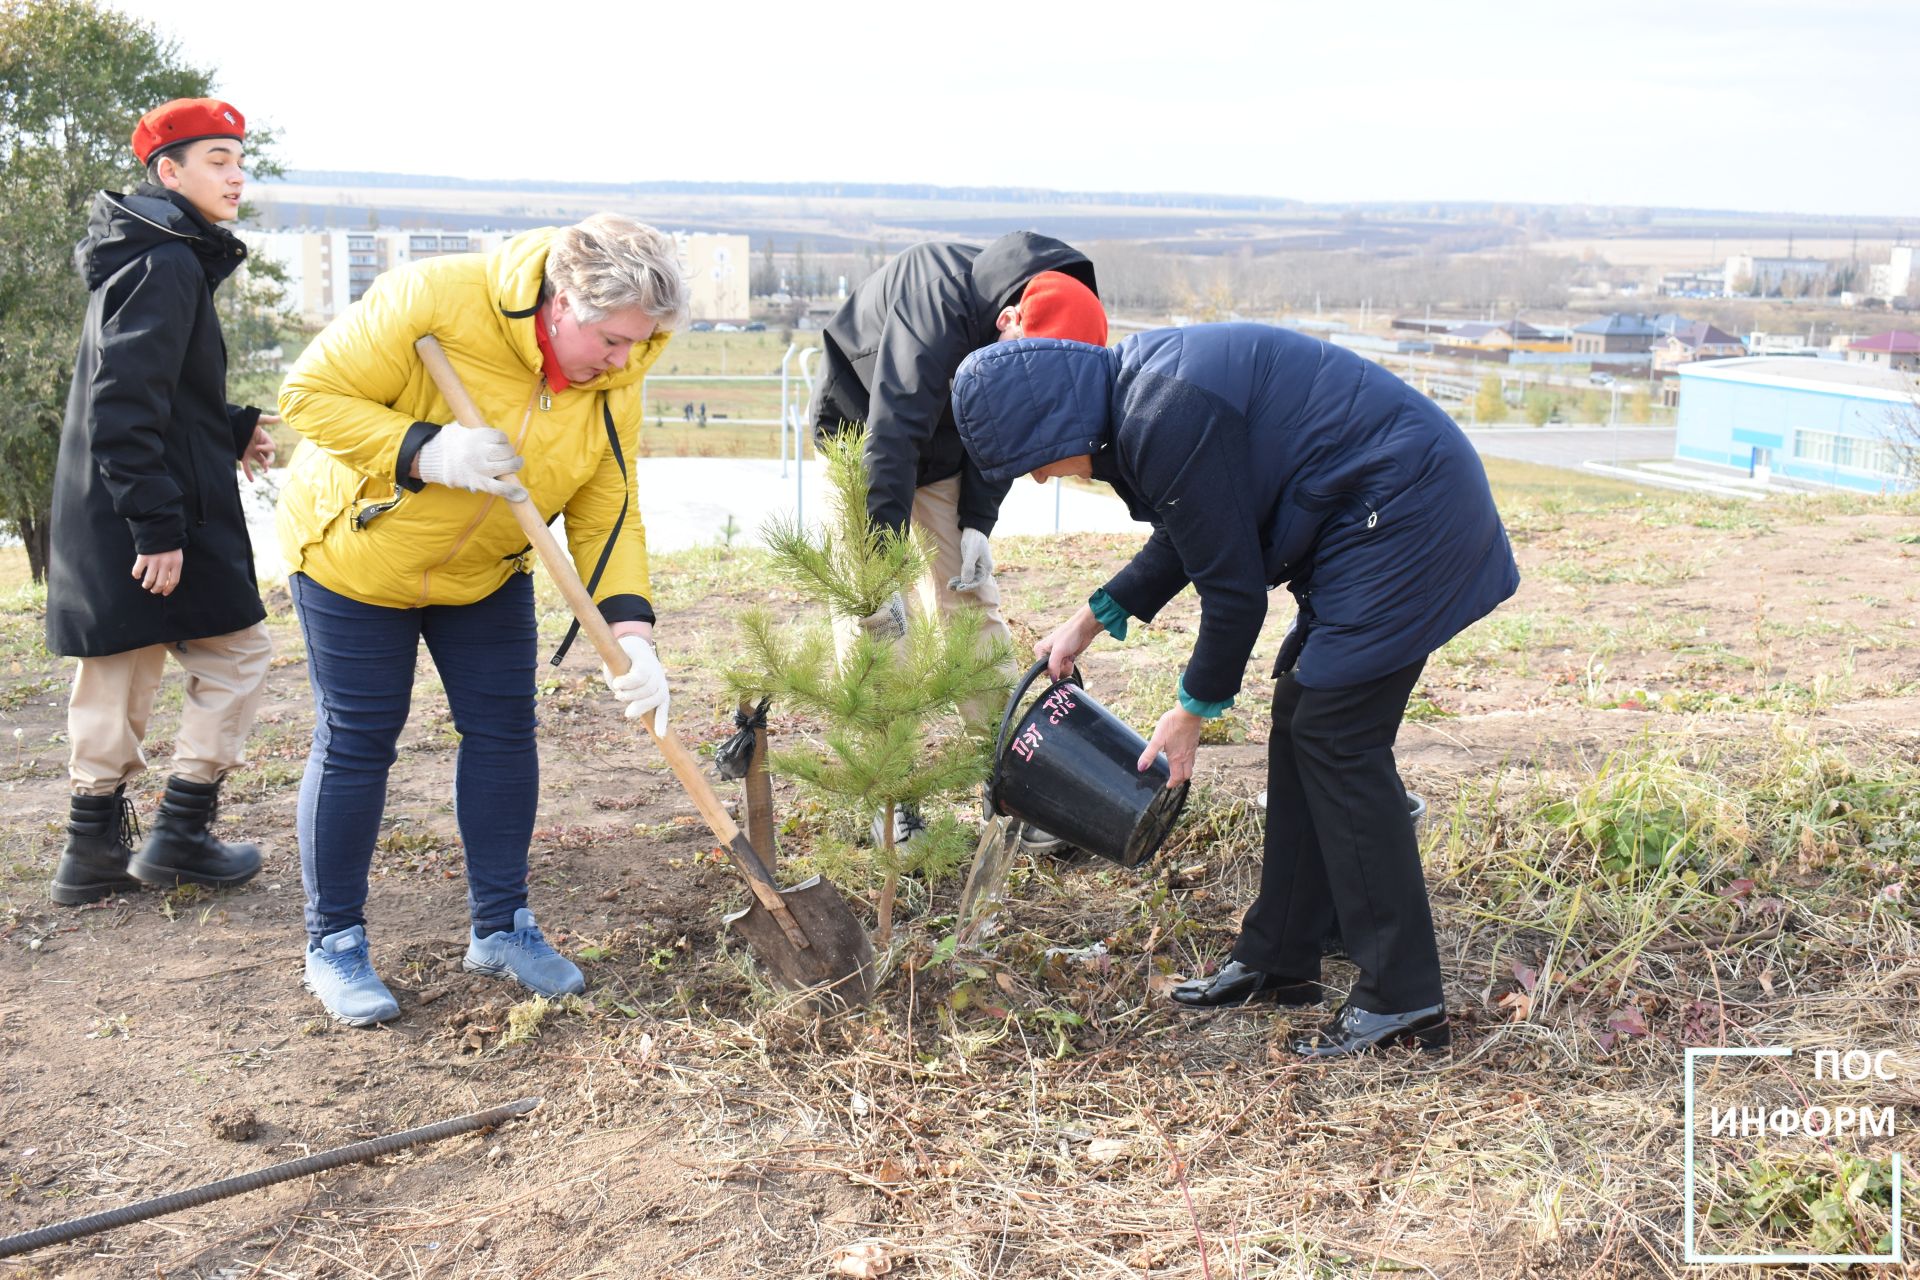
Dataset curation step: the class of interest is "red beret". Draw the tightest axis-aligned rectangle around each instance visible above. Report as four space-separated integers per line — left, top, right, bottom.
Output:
132 98 246 165
1019 271 1107 346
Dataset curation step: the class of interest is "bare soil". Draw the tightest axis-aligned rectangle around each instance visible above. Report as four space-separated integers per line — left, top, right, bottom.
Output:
2 470 1916 1278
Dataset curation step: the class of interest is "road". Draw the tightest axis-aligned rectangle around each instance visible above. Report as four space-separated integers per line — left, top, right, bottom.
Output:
1462 425 1676 469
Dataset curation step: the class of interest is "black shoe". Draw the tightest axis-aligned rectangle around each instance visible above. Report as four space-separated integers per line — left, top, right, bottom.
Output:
1288 1001 1451 1058
50 788 143 906
1168 960 1323 1010
129 776 262 890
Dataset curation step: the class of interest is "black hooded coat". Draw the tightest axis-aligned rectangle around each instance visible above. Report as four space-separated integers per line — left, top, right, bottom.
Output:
810 231 1096 535
44 185 265 658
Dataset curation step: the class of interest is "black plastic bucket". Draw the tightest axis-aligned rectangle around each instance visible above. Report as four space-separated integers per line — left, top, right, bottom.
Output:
988 658 1190 869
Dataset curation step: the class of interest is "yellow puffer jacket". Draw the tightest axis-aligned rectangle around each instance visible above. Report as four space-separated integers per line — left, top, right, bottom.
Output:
276 228 669 619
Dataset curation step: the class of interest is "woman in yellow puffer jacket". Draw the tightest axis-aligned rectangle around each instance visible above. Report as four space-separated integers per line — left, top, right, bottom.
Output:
276 214 686 1026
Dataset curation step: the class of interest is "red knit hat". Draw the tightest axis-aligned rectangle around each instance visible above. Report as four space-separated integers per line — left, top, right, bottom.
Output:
132 98 246 165
1019 271 1107 346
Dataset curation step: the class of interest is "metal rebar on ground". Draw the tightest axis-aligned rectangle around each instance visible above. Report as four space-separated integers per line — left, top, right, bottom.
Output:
0 1096 542 1260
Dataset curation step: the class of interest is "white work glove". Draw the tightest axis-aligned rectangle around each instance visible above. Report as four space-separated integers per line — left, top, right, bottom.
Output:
604 634 670 735
948 528 994 593
858 592 908 641
418 422 527 501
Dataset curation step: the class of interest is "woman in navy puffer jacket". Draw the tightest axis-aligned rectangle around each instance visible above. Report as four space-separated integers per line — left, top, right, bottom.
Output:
952 324 1517 1059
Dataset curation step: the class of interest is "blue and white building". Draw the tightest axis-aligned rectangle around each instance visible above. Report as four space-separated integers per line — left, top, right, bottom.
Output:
1674 357 1916 493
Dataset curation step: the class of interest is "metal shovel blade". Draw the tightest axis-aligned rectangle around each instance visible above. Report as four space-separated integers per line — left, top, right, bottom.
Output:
722 871 876 1007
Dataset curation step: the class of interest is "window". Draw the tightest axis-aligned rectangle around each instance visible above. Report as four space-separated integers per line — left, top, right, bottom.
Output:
1793 428 1908 477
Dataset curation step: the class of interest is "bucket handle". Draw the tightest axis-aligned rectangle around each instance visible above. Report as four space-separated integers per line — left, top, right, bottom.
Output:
988 657 1082 817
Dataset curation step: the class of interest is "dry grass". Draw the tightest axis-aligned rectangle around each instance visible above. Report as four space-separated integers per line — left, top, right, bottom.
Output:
3 472 1917 1278
294 716 1916 1278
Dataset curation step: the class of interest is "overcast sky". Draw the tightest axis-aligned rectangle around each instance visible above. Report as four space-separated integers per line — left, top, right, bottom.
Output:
113 0 1918 218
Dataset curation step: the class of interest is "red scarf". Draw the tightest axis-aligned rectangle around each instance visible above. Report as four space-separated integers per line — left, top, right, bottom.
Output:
532 304 570 393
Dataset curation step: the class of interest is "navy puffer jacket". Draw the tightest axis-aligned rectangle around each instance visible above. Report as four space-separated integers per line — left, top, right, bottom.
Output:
952 324 1518 697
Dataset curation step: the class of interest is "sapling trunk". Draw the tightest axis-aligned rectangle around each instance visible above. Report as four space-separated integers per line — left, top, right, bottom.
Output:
875 800 901 947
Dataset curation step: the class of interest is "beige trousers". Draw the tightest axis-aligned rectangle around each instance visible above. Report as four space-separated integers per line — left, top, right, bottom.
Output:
67 623 273 795
831 474 1014 722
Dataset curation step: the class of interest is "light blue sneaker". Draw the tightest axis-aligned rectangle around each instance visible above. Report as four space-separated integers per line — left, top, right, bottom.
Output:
304 925 401 1027
463 908 585 996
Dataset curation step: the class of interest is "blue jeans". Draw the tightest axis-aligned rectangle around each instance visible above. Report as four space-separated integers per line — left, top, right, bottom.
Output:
290 572 538 946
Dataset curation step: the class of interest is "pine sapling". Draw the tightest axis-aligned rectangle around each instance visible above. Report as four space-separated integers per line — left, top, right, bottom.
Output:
730 431 1010 948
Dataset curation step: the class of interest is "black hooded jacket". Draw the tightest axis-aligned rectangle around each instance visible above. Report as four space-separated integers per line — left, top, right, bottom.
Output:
44 185 266 658
810 231 1096 535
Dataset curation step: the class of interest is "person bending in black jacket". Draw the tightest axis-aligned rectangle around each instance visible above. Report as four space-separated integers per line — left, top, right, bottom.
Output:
811 233 1107 851
44 98 277 906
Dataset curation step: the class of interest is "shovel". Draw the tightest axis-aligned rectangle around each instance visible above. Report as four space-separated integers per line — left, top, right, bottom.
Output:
414 336 875 1005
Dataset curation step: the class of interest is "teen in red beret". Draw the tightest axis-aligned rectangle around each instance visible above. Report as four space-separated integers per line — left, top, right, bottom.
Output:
44 97 279 907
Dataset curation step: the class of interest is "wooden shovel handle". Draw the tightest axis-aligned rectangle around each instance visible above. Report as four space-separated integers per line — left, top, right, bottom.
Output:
412 337 806 943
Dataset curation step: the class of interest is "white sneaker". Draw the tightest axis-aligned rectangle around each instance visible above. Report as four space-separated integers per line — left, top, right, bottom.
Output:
870 804 926 847
1016 823 1073 856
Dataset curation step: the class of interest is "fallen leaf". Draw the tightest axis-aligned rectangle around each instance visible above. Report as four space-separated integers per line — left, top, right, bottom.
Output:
1606 1004 1649 1038
1085 1138 1130 1163
871 1157 908 1185
994 972 1016 994
1510 960 1539 994
1146 973 1184 998
1497 990 1532 1021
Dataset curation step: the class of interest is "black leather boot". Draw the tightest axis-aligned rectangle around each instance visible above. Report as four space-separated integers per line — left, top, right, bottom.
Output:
50 788 143 906
128 776 262 889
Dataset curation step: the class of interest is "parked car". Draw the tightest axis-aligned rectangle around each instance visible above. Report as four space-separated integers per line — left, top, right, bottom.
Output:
743 321 767 332
713 322 740 332
1588 371 1615 386
689 321 714 332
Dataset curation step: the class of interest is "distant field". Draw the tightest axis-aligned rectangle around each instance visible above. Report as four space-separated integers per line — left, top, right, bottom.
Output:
632 423 792 459
252 183 1338 252
1534 236 1898 269
652 331 819 378
643 331 824 427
